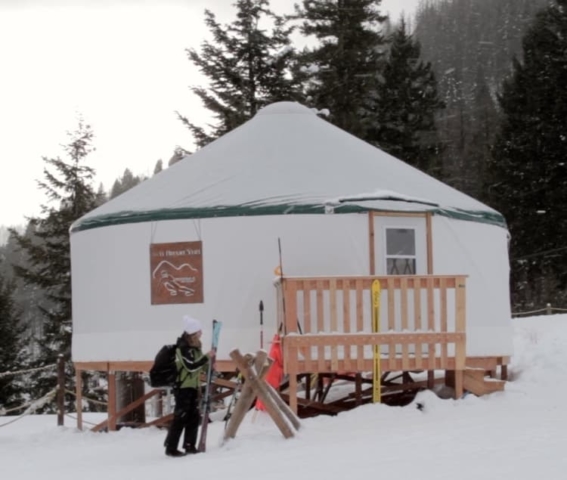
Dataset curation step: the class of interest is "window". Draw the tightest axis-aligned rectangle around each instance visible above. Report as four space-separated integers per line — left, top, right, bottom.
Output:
385 228 416 274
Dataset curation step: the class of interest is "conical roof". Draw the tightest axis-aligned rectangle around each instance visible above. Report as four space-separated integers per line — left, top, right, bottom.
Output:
71 101 505 233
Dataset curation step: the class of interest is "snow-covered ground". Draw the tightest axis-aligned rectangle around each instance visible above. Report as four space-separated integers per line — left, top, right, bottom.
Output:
2 314 567 479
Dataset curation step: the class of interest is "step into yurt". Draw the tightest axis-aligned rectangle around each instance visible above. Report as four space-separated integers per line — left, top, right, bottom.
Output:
70 101 512 418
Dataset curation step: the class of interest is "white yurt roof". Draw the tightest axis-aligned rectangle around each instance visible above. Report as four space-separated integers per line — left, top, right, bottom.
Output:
71 101 506 233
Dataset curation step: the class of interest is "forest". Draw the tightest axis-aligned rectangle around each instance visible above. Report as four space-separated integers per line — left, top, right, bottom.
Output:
0 0 564 412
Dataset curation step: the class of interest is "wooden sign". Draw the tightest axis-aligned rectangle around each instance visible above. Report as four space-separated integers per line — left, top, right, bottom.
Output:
150 241 204 305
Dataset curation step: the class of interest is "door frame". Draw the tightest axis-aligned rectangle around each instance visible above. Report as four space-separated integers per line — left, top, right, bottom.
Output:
367 211 433 275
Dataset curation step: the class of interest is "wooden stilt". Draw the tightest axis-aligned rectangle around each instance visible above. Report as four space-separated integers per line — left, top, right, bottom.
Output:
108 371 117 431
454 369 464 399
76 367 83 431
427 370 435 389
355 373 362 406
289 373 298 415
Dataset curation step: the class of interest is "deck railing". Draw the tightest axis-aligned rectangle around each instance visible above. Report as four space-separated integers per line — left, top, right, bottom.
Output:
275 275 467 413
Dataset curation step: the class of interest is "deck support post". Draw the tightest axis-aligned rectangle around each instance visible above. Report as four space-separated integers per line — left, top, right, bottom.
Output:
108 370 117 431
76 367 83 430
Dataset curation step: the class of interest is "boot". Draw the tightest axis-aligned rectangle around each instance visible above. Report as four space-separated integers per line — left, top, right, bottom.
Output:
184 444 199 455
165 449 187 458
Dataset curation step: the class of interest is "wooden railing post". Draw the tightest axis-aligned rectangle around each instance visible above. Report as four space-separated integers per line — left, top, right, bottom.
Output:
57 354 65 427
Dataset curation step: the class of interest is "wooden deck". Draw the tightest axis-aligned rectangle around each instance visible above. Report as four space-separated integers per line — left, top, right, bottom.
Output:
71 273 509 429
276 275 469 413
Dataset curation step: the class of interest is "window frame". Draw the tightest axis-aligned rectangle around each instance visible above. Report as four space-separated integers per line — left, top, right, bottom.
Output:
383 226 418 275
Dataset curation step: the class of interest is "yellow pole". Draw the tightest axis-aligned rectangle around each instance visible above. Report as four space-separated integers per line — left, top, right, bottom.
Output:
372 279 382 403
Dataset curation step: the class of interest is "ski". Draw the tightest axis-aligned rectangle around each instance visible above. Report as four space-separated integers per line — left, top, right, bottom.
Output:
197 319 222 453
223 372 243 428
371 280 382 403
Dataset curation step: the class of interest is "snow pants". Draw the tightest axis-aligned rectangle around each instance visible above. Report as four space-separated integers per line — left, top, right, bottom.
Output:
164 387 200 451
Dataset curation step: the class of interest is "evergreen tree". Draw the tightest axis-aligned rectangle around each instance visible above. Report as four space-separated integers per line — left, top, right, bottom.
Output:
153 159 163 175
95 183 107 206
466 66 499 201
9 119 99 412
369 18 444 175
0 275 26 414
413 0 550 196
178 0 304 148
487 0 567 308
109 168 146 200
168 147 189 167
293 0 387 139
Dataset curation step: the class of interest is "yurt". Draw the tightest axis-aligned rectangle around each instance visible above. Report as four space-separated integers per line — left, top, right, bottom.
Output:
70 101 512 418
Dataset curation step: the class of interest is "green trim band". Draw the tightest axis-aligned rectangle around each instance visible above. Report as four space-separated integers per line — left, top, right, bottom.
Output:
71 203 507 233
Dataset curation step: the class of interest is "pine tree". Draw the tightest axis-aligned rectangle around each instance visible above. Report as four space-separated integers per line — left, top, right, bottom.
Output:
369 18 444 175
168 147 189 167
9 119 100 412
413 0 550 196
0 275 26 414
466 66 499 201
293 0 387 139
487 0 567 308
153 159 163 175
109 168 145 199
178 0 304 148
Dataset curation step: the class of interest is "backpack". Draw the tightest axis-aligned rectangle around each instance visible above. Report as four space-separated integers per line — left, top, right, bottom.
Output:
149 344 178 388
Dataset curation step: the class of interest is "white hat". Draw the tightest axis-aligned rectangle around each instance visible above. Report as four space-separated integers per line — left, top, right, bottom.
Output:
182 315 202 335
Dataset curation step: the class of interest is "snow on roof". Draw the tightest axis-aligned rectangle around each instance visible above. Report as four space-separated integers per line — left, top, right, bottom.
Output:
72 101 505 232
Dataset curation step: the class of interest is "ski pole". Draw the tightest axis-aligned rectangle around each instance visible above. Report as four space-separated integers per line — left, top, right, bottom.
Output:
259 300 264 349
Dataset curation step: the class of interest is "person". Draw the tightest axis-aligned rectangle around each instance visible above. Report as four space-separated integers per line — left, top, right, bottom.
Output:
163 315 215 457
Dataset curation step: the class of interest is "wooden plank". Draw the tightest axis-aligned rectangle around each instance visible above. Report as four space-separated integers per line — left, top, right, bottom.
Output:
355 279 364 370
330 278 338 332
330 344 339 371
76 368 83 430
466 356 510 370
343 280 352 371
371 212 427 218
284 332 465 347
440 277 448 364
413 280 423 369
368 212 375 275
387 277 396 363
284 276 462 290
400 277 409 371
316 280 325 371
456 276 466 333
74 361 113 371
343 280 351 333
291 356 461 375
303 282 312 334
387 277 395 330
426 212 433 274
427 276 435 364
107 361 153 372
108 371 116 431
285 280 298 334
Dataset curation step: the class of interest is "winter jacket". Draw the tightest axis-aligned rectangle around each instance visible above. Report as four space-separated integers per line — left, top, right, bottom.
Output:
174 336 209 389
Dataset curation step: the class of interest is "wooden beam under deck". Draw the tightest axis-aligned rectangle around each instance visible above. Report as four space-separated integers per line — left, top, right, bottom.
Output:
73 359 237 373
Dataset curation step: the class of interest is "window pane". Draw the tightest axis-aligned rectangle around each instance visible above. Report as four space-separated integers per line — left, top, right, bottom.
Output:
387 258 416 275
386 228 416 256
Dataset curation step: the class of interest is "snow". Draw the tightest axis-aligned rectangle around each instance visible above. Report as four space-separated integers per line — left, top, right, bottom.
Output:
3 314 567 479
325 188 439 207
256 101 315 116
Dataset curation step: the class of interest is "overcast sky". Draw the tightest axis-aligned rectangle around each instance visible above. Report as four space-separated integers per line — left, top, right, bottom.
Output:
0 0 421 227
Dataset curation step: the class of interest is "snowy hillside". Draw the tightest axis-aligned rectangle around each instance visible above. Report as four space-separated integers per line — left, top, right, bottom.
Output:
2 314 567 479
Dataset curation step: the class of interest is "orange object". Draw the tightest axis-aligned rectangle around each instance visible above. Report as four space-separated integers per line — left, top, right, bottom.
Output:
255 333 283 411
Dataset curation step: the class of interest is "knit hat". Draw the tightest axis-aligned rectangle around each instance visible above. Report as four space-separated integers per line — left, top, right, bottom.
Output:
182 315 202 335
